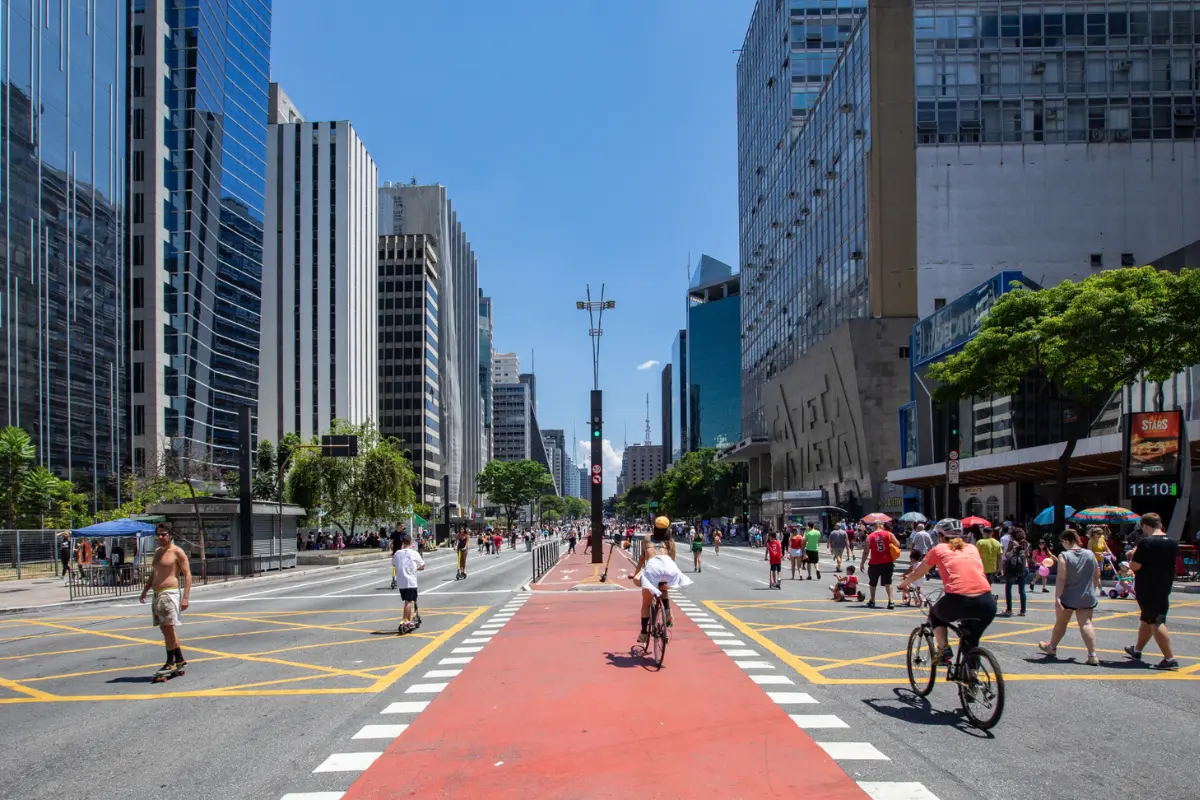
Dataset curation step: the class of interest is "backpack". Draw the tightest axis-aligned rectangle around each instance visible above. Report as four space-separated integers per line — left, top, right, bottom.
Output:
1006 545 1027 574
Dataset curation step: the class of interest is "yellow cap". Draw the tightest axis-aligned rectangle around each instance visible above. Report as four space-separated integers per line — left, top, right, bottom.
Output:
654 516 671 529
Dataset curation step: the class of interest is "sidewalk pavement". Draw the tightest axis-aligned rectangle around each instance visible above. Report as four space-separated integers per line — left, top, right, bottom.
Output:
341 590 867 800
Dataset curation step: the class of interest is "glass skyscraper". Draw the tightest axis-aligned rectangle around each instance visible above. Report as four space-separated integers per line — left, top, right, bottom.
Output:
0 0 127 501
130 0 272 470
686 258 742 451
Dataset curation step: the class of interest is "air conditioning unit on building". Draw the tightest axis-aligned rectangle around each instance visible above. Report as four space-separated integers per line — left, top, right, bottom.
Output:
1112 129 1130 141
1088 128 1106 142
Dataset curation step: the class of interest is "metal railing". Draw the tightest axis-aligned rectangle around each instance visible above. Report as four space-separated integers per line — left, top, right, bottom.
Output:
531 538 561 584
0 529 64 581
629 535 644 566
66 554 296 600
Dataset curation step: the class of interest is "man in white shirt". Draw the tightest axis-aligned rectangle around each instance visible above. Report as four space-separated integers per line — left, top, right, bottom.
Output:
908 523 935 561
393 533 425 633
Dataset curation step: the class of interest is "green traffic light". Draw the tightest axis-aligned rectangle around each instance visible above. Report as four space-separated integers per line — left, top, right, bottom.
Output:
593 429 600 437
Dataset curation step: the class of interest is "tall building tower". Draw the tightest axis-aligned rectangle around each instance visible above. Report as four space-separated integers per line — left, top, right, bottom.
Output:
379 183 482 511
686 256 741 450
660 364 673 467
260 106 379 443
493 352 519 384
542 429 566 496
0 0 128 503
130 0 272 470
479 292 494 462
377 234 443 506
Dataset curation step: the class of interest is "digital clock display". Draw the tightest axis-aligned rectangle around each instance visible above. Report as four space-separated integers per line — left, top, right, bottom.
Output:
1128 481 1179 497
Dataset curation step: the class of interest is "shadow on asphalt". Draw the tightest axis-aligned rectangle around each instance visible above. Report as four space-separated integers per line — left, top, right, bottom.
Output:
862 689 993 739
1023 655 1148 670
106 676 155 684
604 650 660 671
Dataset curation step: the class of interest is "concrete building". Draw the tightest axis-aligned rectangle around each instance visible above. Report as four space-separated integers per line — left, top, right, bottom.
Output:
687 256 742 451
129 0 273 471
479 293 494 461
376 234 443 506
269 82 303 125
730 0 1200 522
493 352 519 385
619 444 665 494
577 466 590 500
671 330 687 462
492 382 531 462
260 114 378 443
543 429 566 496
563 449 581 500
0 0 128 502
660 364 673 466
379 183 482 512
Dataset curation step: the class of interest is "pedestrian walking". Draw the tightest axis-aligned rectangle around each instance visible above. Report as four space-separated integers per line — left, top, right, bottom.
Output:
788 527 806 580
765 531 783 589
691 527 704 573
138 525 192 678
1038 528 1101 665
998 528 1029 616
976 526 1002 593
58 532 72 580
859 522 900 609
804 521 822 580
567 530 577 554
827 522 851 571
1124 513 1179 669
1029 538 1053 592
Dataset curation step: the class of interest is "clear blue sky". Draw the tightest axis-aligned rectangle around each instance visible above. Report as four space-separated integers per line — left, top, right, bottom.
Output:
271 0 754 492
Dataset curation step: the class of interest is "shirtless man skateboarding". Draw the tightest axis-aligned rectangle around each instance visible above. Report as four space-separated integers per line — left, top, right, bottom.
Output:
139 525 192 680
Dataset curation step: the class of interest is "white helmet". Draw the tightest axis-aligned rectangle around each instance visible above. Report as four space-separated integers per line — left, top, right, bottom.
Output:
934 518 963 537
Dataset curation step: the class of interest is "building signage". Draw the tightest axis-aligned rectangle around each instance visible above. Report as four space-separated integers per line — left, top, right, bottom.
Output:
911 272 1037 367
1123 410 1183 498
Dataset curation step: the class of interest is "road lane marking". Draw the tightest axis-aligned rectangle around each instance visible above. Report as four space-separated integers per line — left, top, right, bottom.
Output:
225 565 388 600
722 649 760 657
422 669 462 678
312 752 382 772
381 701 428 714
817 742 889 760
423 553 529 594
352 724 409 740
857 783 941 800
439 657 473 665
749 674 793 685
280 793 345 800
452 646 483 654
767 692 819 704
735 660 775 669
405 682 448 693
462 638 492 644
790 714 849 729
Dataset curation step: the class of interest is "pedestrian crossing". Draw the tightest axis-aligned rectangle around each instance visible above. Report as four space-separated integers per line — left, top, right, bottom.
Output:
671 594 944 800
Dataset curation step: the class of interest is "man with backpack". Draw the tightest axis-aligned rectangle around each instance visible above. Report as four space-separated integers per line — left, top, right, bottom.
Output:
859 522 900 609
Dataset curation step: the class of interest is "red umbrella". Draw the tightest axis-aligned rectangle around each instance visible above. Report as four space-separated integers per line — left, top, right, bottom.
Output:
862 513 892 524
961 516 990 527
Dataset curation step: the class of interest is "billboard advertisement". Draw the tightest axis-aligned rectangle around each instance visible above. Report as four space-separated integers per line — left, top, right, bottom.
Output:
1124 410 1183 498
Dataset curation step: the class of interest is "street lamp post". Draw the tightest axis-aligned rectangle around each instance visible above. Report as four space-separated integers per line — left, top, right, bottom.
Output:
575 285 615 563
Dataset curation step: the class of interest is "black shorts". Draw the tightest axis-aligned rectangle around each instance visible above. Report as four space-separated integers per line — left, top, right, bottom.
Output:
867 562 894 587
399 587 418 602
806 550 820 564
929 592 997 650
1137 592 1170 625
770 563 781 573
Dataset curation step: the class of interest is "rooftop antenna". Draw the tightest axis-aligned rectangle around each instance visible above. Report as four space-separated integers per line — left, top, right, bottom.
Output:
644 393 652 446
410 173 418 186
623 422 628 451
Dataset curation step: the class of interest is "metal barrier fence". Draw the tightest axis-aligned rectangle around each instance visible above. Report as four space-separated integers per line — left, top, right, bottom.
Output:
629 534 643 566
531 538 561 584
0 529 64 581
66 554 296 600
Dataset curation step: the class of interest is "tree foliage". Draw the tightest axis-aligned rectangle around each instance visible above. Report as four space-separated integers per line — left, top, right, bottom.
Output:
0 426 36 528
286 420 415 538
929 267 1200 527
476 459 554 528
615 448 741 523
563 496 590 520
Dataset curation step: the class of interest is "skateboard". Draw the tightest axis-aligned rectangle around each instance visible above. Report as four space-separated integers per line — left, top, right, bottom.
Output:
151 665 184 683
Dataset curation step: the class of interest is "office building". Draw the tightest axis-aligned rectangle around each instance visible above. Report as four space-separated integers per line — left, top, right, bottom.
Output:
671 330 687 461
660 364 673 466
731 0 1200 521
543 428 566 496
577 465 590 500
376 234 442 505
129 0 272 471
479 293 494 461
379 182 482 511
686 256 742 450
521 372 553 483
493 352 519 384
493 381 531 462
260 113 378 443
0 0 127 502
563 449 581 500
269 82 303 125
619 444 665 494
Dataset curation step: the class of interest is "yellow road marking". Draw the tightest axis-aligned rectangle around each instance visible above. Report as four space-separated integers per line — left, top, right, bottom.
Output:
704 600 829 684
0 674 55 700
369 606 486 692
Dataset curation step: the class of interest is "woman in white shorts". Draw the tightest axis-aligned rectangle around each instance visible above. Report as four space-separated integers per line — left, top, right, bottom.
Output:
633 516 693 645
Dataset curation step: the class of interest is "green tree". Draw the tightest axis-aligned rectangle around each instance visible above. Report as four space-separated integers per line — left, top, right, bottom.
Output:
476 459 554 529
286 420 416 538
929 267 1200 530
252 440 277 500
657 448 741 522
0 426 36 528
563 496 590 520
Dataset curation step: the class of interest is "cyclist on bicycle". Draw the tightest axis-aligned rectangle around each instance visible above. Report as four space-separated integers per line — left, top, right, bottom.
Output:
898 518 996 665
632 516 693 645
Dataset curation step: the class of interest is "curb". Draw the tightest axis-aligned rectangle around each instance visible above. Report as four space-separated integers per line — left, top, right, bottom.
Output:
0 554 396 616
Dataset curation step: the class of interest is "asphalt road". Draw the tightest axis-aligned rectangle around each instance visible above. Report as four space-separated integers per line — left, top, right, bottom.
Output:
0 543 534 800
674 542 1200 800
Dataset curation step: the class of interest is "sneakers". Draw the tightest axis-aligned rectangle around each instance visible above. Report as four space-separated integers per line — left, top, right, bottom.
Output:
1085 654 1100 666
1153 658 1179 670
938 646 954 665
1124 646 1142 661
886 602 895 610
1038 642 1057 658
816 569 821 579
637 632 649 645
866 600 876 608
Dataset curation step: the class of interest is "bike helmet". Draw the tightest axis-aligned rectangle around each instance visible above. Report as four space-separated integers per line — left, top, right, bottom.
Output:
654 515 671 530
933 518 963 537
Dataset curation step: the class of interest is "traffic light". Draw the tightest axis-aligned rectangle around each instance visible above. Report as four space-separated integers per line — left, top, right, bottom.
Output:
591 414 602 438
948 407 960 445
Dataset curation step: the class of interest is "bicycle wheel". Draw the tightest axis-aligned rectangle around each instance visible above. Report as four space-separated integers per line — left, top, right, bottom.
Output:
958 646 1005 730
906 626 937 697
650 602 668 668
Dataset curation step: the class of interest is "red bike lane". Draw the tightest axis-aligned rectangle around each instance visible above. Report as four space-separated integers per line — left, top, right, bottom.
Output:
341 591 867 799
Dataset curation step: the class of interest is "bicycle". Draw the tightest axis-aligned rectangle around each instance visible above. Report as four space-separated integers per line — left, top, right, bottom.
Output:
905 591 1006 730
632 582 670 668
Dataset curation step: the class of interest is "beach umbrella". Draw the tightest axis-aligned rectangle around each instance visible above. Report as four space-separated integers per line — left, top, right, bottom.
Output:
899 511 928 523
1033 505 1075 526
960 515 990 527
862 512 892 524
1070 506 1140 524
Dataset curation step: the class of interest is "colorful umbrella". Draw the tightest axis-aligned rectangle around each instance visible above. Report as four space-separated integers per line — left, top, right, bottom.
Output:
899 511 928 523
960 516 990 528
862 512 892 524
1069 506 1140 524
1033 505 1075 526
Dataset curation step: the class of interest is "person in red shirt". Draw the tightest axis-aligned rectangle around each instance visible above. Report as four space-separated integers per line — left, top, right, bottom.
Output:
831 565 862 602
859 521 900 609
765 531 784 589
788 527 806 580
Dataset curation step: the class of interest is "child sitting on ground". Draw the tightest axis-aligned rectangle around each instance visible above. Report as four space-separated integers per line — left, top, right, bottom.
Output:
900 557 926 607
830 565 863 602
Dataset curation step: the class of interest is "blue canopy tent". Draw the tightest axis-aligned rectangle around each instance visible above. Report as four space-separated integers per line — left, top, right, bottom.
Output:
73 519 158 536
